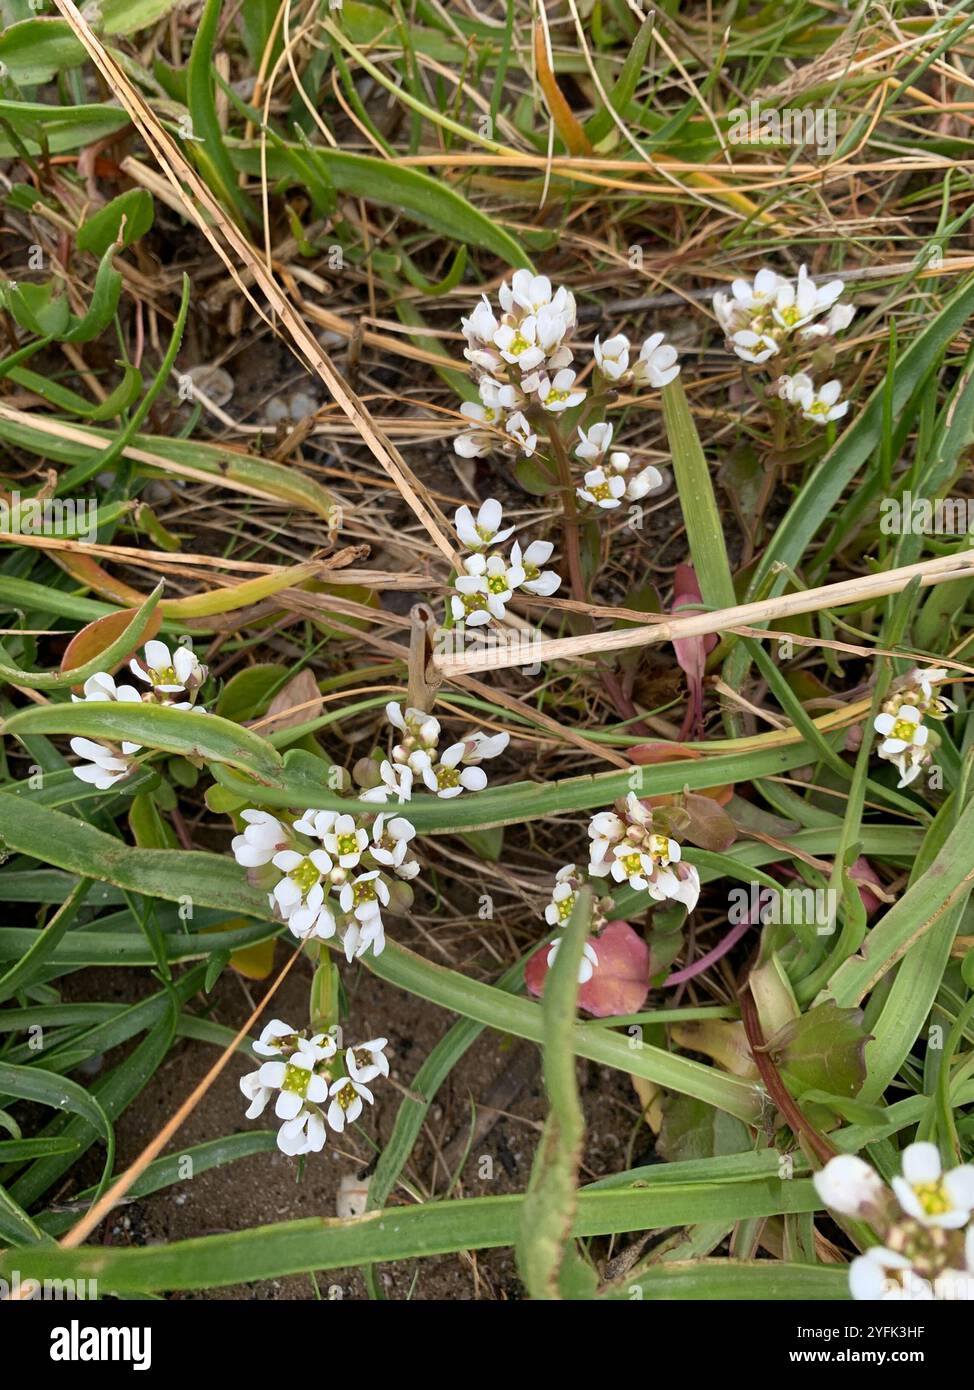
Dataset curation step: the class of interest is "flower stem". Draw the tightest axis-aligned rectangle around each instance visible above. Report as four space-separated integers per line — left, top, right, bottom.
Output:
543 417 589 610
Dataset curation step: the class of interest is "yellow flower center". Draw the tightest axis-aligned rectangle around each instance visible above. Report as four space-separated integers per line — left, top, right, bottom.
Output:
337 832 359 856
487 574 508 594
150 665 178 686
282 1062 311 1097
436 765 461 790
913 1180 952 1217
352 880 377 906
588 481 611 501
290 857 321 894
334 1081 357 1111
648 834 671 863
621 851 644 876
892 717 918 741
545 387 569 403
556 893 576 922
508 332 529 356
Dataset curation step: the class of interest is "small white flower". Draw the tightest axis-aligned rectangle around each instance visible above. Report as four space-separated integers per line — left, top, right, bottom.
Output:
346 1038 389 1084
258 1043 330 1122
891 1142 974 1229
360 759 414 805
339 869 390 927
270 846 333 923
342 913 386 962
593 333 630 381
813 1153 888 1216
278 1109 328 1155
320 812 369 869
625 464 664 501
849 1246 934 1302
509 539 561 597
454 497 515 551
874 705 928 761
232 810 287 868
73 671 143 706
505 410 537 457
422 742 488 797
239 1070 272 1119
253 1018 298 1058
69 737 136 790
782 374 849 424
546 937 599 985
387 702 439 751
588 810 626 877
577 466 626 509
631 332 680 388
291 808 337 840
797 300 856 343
459 730 510 763
327 1074 374 1132
730 328 779 363
494 317 546 372
545 864 580 926
913 667 954 710
454 551 524 626
536 367 585 413
130 639 206 695
575 421 614 464
370 813 416 871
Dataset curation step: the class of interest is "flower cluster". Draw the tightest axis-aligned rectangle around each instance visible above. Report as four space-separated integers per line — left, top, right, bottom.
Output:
455 271 579 459
815 1144 974 1300
714 264 854 426
451 498 560 626
873 666 955 788
240 1019 389 1156
574 421 664 511
365 699 510 801
588 793 701 909
69 638 207 790
232 803 418 960
543 863 601 983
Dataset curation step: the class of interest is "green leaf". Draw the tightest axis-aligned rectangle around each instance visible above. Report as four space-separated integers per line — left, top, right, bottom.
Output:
77 188 154 256
766 1002 870 1101
662 377 737 610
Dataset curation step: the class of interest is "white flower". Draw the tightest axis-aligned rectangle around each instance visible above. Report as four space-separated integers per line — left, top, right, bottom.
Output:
291 808 337 840
577 466 626 509
505 410 537 457
772 264 843 333
593 333 630 381
500 271 555 316
278 1109 328 1156
370 813 416 872
493 317 546 372
714 267 786 331
509 539 561 597
258 1041 329 1118
631 332 680 388
545 864 580 926
69 737 136 790
327 1074 374 1132
72 671 143 706
253 1018 297 1058
575 421 614 464
130 639 206 695
455 497 515 551
730 328 779 363
459 730 510 763
546 937 599 985
874 704 929 787
421 741 488 797
650 861 701 912
780 373 848 424
813 1154 887 1216
588 810 626 876
270 846 333 925
891 1142 974 1229
849 1246 934 1302
797 300 856 343
387 702 440 751
320 812 369 869
232 810 287 868
360 758 414 804
339 869 390 941
343 913 386 962
453 551 524 626
625 464 664 501
536 367 585 413
913 666 954 709
346 1037 389 1084
461 296 503 373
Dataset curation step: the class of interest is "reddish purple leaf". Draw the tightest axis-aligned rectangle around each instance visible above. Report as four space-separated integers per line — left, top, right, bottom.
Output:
526 921 650 1018
672 563 717 738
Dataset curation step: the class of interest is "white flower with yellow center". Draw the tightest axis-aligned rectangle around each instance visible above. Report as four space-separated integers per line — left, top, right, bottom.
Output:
346 1037 389 1084
913 666 956 712
891 1142 974 1230
577 466 626 510
339 869 389 941
421 741 489 798
729 328 780 364
509 539 561 597
593 333 630 381
631 332 680 388
251 1033 336 1155
360 759 414 805
370 813 417 875
493 317 546 372
130 639 206 696
327 1074 374 1132
545 864 580 926
779 372 848 424
874 704 929 786
455 497 515 551
588 810 626 877
270 846 333 922
232 810 287 868
771 265 843 333
453 551 525 626
713 267 786 333
536 367 585 413
320 812 369 870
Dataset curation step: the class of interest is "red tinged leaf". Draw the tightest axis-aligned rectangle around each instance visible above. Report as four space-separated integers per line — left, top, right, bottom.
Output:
628 742 733 806
671 563 717 738
525 921 650 1018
